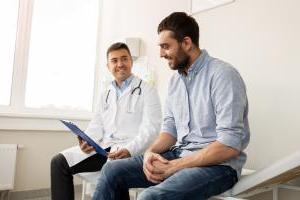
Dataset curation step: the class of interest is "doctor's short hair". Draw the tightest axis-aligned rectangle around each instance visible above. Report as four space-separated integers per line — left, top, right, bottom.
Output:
157 12 199 47
106 42 132 59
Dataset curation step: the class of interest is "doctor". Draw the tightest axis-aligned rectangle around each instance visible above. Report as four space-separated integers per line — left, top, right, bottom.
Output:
50 42 162 200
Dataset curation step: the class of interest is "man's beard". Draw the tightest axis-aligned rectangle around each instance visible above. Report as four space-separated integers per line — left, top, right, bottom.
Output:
173 48 190 74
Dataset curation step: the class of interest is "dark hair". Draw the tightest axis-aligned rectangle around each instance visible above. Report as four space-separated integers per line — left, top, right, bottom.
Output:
157 12 199 47
106 42 131 59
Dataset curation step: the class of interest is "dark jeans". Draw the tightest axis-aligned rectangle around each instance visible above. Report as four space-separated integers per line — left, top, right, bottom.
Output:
92 150 238 200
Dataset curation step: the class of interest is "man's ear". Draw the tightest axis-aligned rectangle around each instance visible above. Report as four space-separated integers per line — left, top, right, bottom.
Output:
182 37 193 52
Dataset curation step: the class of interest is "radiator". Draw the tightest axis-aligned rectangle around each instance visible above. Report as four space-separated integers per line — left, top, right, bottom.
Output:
0 144 18 190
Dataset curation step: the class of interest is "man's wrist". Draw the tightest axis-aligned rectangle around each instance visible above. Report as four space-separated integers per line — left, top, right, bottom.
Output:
170 158 183 172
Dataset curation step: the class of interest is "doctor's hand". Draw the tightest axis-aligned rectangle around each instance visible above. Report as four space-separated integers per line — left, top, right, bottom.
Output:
108 148 131 160
78 136 95 154
143 151 169 183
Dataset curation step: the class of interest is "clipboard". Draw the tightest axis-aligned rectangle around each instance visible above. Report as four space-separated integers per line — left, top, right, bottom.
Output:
60 120 108 157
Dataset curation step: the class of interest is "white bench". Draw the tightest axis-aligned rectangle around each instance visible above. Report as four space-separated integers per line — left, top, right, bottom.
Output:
217 150 300 199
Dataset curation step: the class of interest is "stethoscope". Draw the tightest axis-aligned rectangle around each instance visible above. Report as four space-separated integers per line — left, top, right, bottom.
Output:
104 79 142 112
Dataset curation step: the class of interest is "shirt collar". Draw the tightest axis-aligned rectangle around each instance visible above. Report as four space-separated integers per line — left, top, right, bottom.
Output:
112 74 134 91
186 49 209 76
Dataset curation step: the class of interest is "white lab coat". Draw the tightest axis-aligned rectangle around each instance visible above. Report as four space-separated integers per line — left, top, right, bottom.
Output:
61 76 161 182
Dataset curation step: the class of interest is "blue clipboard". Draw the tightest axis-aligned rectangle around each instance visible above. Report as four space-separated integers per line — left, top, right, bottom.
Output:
60 120 107 157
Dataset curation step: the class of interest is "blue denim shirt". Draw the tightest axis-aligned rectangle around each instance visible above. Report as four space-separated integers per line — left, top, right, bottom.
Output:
161 50 250 177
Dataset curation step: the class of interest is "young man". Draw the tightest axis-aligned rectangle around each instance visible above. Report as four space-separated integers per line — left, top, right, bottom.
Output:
92 12 250 200
50 42 161 200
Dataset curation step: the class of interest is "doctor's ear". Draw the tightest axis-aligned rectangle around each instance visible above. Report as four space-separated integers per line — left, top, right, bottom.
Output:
106 63 113 74
106 63 111 71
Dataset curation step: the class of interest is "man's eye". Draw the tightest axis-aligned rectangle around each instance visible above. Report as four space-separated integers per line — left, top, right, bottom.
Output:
162 45 168 49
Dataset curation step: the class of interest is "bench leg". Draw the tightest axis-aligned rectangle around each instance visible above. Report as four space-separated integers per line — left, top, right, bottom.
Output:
272 186 278 200
81 181 86 200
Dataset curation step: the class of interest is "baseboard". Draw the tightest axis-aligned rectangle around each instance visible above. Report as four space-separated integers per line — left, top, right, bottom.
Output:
2 185 82 200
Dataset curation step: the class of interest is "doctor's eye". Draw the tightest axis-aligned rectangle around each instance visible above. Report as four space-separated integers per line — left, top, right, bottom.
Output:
121 56 129 62
110 59 118 64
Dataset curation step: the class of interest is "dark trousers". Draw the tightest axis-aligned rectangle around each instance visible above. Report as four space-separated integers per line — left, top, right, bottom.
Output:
50 153 107 200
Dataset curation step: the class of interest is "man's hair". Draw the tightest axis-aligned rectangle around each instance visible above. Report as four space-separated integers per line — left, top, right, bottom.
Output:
157 12 199 47
106 42 131 59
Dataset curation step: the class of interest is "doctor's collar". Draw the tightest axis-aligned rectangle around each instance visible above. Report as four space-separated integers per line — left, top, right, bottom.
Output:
112 74 134 90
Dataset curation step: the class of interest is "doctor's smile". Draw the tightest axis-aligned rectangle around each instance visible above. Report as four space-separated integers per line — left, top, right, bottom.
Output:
107 48 133 85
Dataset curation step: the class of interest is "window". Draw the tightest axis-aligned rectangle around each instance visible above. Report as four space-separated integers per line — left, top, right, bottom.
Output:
0 0 19 105
0 0 101 119
26 0 98 112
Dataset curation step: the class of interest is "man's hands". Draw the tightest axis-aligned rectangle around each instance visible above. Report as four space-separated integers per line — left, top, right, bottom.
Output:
108 148 131 160
143 152 178 183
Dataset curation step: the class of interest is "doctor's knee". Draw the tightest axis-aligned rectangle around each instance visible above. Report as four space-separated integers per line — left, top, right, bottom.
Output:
50 153 69 173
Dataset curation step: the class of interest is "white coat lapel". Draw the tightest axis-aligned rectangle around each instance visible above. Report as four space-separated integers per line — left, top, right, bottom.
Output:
103 84 117 111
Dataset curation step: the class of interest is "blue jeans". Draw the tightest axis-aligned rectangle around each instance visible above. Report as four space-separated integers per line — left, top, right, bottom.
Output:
92 150 238 200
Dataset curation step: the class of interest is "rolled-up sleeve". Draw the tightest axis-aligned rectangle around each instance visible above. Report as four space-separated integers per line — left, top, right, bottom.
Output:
211 66 248 151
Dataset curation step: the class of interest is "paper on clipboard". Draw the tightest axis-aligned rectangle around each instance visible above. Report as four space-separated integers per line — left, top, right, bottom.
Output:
60 120 107 157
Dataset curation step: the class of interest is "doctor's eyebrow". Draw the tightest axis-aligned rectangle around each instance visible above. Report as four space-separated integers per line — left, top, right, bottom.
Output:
109 56 130 62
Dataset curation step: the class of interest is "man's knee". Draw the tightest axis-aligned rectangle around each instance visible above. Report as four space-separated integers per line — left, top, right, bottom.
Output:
137 187 162 200
100 160 124 180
